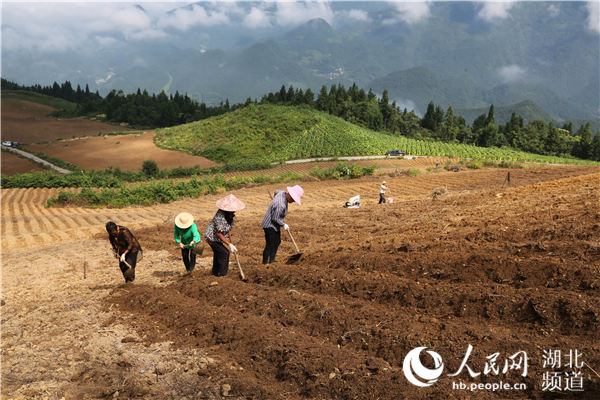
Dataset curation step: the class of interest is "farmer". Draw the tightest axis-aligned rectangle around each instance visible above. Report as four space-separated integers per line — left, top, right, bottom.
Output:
174 212 201 272
106 221 142 283
261 185 304 264
204 194 245 277
379 180 389 204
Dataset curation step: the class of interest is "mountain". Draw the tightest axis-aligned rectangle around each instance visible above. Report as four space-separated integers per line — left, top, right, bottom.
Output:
482 83 595 121
455 100 556 125
2 1 598 127
368 66 487 114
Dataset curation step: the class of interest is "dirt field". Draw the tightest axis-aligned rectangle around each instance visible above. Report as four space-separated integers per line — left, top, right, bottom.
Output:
1 151 47 175
2 165 599 399
27 132 220 171
1 98 129 144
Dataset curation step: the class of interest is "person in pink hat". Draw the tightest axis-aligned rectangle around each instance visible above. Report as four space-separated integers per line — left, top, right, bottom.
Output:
261 185 303 264
204 194 245 276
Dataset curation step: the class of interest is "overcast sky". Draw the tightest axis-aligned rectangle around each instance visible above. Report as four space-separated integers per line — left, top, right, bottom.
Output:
2 1 598 53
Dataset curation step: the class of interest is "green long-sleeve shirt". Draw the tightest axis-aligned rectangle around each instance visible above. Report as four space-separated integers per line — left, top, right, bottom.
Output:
174 223 201 247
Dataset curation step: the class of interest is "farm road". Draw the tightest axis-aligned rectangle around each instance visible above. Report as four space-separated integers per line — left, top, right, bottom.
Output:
2 145 71 174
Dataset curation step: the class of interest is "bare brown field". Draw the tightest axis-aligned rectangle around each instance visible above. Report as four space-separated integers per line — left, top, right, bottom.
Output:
1 98 129 144
1 166 599 399
27 132 220 171
1 151 47 175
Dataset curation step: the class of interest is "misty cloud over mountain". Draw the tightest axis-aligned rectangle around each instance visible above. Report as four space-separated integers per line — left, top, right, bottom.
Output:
2 1 598 123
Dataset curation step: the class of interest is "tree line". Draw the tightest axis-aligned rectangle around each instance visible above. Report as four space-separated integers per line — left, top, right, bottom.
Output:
2 78 598 160
1 78 236 128
260 84 600 161
420 102 599 161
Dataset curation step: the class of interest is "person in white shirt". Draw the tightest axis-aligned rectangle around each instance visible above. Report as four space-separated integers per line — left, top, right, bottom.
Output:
379 181 390 204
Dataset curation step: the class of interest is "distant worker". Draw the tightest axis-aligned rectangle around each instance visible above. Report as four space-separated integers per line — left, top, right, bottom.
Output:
261 185 304 264
379 180 390 204
205 194 245 277
174 212 201 272
106 221 143 283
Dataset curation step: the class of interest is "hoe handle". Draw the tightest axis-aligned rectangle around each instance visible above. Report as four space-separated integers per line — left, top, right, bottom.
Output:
233 252 246 281
286 228 301 253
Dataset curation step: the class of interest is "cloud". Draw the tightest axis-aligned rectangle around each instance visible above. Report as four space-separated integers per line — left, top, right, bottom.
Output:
243 6 272 29
477 1 516 22
587 1 600 33
274 1 334 27
548 4 560 18
336 9 370 23
383 1 431 25
1 2 163 52
157 4 230 31
497 65 526 83
395 98 420 115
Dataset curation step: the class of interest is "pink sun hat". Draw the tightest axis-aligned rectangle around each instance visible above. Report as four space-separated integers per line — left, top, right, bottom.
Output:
286 185 304 205
216 194 246 212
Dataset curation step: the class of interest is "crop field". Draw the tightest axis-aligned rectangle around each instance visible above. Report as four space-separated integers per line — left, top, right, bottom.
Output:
2 164 599 399
1 151 47 175
1 96 130 144
26 132 220 171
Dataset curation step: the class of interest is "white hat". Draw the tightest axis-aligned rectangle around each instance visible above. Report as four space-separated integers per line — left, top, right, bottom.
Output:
175 212 194 229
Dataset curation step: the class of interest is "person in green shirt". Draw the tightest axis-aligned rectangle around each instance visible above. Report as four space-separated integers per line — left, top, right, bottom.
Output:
174 212 201 272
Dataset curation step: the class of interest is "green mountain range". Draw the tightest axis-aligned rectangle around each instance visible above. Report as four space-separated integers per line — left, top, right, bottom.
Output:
3 1 598 128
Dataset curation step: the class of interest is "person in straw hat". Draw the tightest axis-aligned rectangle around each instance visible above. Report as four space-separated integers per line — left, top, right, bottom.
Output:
106 221 142 283
261 185 303 264
204 194 245 276
174 212 201 272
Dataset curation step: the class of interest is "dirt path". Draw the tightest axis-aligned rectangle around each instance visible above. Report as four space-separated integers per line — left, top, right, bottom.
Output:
2 165 599 399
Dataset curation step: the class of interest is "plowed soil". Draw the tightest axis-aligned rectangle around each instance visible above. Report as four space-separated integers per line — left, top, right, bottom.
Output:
27 132 219 171
1 150 47 175
1 98 130 144
2 165 599 399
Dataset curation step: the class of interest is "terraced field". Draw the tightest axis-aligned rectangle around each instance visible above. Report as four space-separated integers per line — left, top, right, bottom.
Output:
2 165 599 399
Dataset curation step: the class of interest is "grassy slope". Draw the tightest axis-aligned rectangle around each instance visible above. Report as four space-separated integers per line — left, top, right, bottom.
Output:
155 105 596 164
156 104 596 165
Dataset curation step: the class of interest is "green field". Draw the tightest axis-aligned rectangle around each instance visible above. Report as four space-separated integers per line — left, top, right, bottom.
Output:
156 104 596 166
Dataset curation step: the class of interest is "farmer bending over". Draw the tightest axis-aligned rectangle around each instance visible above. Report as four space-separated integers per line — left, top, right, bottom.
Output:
205 194 245 277
174 212 201 272
106 221 142 283
261 185 303 264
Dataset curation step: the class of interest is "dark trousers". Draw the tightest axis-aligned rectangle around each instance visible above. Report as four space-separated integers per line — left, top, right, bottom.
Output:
263 228 281 264
379 193 386 204
119 251 138 282
181 248 197 272
209 241 230 276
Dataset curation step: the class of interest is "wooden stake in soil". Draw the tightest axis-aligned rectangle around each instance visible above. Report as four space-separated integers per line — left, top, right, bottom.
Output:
502 171 511 187
83 261 88 279
584 361 600 379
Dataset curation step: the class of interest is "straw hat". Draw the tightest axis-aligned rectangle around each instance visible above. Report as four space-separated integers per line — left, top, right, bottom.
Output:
382 181 387 184
216 194 245 212
286 185 304 205
175 212 194 229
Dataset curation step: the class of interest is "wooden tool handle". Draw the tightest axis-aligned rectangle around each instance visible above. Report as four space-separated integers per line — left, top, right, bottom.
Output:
234 252 246 281
286 229 301 253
